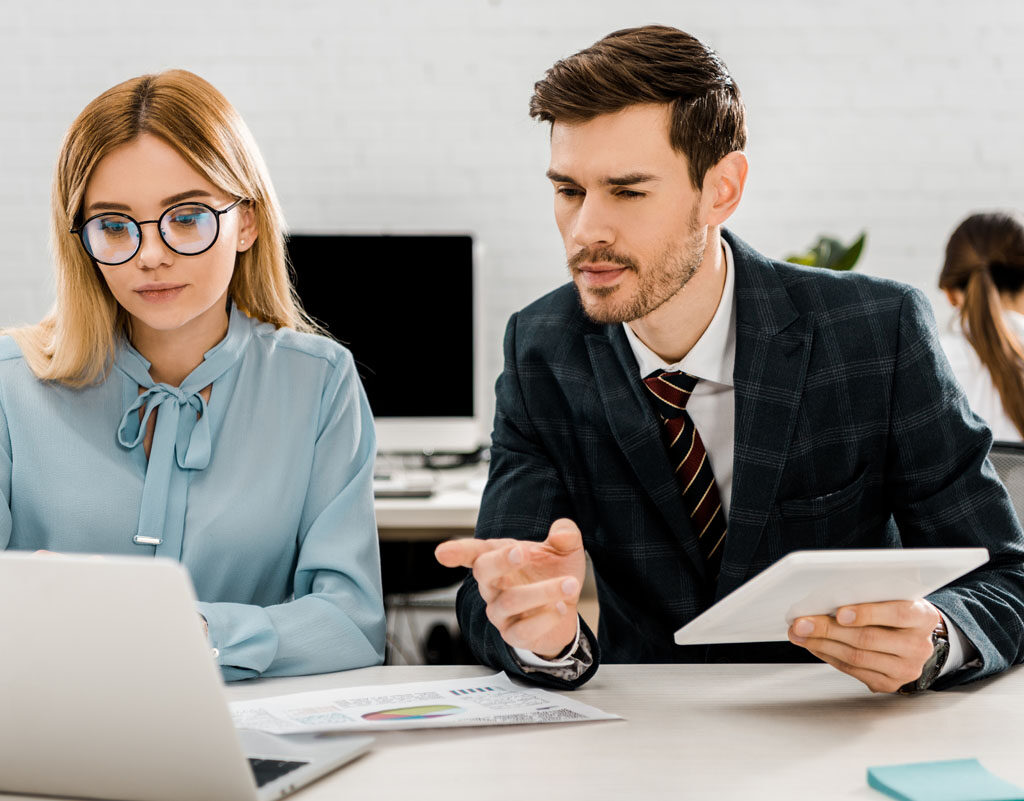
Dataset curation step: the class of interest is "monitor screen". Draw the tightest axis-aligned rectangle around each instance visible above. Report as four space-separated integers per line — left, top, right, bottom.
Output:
287 233 480 453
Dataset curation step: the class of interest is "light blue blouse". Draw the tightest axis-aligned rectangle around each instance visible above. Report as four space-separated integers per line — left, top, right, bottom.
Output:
0 305 385 680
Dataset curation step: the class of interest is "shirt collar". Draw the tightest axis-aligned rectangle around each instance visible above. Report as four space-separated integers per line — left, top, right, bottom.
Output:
622 237 736 387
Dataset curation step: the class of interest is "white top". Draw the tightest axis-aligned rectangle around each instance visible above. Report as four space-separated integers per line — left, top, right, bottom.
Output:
939 311 1024 442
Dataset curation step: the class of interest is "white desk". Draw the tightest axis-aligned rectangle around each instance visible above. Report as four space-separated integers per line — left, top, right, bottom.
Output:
4 663 1022 800
375 463 485 539
239 663 1024 800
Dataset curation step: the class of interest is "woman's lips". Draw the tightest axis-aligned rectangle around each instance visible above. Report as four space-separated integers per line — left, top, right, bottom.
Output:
134 285 186 302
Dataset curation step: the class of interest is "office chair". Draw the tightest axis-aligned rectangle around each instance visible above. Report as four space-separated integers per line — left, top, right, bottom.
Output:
988 440 1024 525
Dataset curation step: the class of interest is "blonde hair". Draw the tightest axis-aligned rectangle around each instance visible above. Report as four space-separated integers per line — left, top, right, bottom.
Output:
939 211 1024 438
6 69 318 387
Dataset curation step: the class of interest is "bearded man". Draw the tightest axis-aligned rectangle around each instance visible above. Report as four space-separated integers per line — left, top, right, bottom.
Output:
437 25 1024 694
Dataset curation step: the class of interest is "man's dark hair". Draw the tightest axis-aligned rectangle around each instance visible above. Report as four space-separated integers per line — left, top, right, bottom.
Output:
529 25 747 189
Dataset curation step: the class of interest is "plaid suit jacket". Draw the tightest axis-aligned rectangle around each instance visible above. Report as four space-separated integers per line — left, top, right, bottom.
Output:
456 229 1024 690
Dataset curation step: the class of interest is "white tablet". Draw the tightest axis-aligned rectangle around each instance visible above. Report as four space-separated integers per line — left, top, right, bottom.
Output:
673 548 990 645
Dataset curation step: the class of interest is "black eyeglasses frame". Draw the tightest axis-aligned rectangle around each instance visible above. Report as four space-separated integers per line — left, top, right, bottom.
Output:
69 198 245 266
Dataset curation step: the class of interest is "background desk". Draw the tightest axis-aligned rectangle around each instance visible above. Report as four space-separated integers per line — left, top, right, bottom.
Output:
374 463 483 663
3 663 1022 800
375 462 484 541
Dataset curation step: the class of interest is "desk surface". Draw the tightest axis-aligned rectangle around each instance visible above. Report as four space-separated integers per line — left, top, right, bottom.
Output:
9 663 1010 801
4 663 1022 800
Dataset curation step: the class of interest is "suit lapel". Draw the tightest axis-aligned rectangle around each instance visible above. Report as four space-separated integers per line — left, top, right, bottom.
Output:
717 230 813 599
586 328 708 582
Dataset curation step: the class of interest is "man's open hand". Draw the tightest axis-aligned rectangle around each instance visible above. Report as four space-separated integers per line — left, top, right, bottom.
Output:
435 518 586 658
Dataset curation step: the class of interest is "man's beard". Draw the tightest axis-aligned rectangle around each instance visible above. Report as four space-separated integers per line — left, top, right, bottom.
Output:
567 207 706 325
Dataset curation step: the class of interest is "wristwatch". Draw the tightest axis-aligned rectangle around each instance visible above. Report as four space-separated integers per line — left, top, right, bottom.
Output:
898 620 950 694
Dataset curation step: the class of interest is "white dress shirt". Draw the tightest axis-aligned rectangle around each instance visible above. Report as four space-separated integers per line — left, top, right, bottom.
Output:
623 240 738 519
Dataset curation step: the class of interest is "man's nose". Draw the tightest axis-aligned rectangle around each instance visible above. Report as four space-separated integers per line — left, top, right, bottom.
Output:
570 195 615 249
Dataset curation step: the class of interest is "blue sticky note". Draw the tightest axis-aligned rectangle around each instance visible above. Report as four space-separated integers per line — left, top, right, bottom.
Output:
867 759 1024 801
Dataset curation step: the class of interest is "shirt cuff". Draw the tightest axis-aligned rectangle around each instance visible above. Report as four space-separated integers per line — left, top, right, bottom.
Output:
936 608 978 677
513 617 582 668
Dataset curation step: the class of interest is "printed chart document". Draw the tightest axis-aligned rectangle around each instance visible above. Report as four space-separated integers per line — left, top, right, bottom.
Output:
230 672 620 734
674 547 989 645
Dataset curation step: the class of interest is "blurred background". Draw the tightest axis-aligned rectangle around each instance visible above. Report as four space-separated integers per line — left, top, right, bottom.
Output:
2 0 1023 432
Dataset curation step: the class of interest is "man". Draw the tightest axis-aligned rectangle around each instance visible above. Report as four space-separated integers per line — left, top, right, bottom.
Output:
436 25 1024 692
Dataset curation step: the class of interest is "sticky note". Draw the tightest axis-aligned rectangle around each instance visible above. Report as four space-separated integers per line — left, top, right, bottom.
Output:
867 758 1024 801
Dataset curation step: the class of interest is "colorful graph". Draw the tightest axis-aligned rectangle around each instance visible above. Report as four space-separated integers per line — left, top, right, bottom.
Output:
362 704 462 722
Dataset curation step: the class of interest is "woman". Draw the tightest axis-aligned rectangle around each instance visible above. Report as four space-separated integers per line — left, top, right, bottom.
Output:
939 211 1024 441
0 70 385 679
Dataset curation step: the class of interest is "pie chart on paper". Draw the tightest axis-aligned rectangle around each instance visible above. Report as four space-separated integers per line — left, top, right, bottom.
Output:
361 704 462 721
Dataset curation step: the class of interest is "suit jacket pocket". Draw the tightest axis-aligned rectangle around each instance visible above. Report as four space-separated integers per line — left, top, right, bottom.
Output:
778 468 868 520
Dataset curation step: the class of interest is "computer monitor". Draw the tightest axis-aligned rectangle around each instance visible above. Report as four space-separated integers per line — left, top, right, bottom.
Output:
287 233 483 455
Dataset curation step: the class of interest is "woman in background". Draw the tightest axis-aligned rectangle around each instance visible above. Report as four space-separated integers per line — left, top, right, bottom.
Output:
0 70 385 678
939 211 1024 441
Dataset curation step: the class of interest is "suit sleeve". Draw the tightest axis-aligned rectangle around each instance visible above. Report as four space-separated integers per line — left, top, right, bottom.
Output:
456 313 600 689
885 287 1024 687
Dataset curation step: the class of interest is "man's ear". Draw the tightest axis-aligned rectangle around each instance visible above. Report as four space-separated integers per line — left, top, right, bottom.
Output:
237 201 259 252
702 151 748 227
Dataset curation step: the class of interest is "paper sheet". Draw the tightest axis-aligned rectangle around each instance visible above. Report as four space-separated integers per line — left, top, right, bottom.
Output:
230 672 620 734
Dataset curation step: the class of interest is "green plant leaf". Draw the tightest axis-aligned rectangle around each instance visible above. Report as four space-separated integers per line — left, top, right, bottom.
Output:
831 232 866 271
784 231 866 271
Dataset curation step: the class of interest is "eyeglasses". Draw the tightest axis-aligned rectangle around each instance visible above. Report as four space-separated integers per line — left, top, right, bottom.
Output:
70 199 244 266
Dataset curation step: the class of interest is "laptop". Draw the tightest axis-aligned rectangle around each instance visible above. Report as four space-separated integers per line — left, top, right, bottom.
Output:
0 552 372 801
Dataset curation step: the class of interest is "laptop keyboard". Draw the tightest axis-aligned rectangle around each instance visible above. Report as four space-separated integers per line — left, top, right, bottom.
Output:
248 758 309 788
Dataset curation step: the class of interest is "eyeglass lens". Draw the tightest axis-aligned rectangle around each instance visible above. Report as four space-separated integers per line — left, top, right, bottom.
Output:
81 204 221 265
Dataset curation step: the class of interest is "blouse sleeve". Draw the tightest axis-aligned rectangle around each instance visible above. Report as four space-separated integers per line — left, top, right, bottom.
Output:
195 351 386 680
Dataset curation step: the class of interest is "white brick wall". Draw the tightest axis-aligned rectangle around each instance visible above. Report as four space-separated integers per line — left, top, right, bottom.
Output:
3 0 1024 430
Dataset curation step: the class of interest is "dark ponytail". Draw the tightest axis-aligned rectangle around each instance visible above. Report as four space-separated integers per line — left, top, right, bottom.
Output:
939 212 1024 438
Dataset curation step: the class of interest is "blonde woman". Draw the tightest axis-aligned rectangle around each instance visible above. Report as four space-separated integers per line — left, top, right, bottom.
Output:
0 71 385 679
939 211 1024 441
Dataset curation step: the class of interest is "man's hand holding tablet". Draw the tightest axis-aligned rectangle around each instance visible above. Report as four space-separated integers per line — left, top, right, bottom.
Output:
674 548 989 693
788 599 943 693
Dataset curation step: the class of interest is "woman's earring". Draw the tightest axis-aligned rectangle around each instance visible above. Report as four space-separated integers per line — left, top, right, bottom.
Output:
240 239 246 246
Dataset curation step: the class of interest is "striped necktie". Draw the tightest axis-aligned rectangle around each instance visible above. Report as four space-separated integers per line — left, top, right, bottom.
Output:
642 369 727 580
